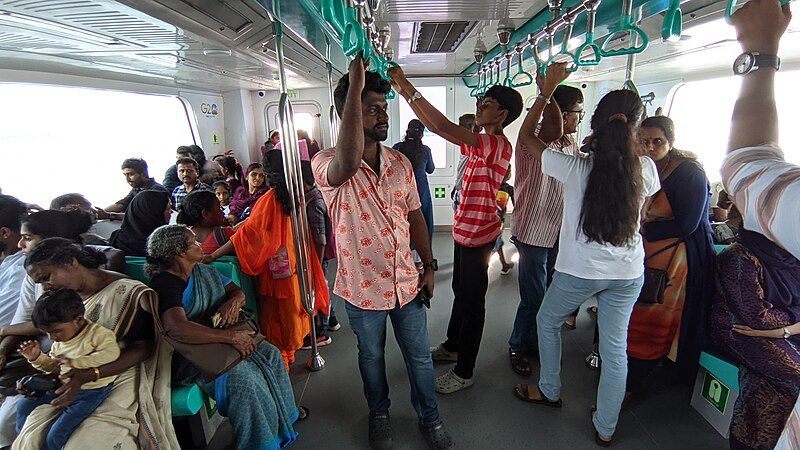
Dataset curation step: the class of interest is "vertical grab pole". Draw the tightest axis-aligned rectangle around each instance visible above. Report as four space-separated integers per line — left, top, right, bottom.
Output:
326 38 340 148
622 0 637 86
275 20 325 372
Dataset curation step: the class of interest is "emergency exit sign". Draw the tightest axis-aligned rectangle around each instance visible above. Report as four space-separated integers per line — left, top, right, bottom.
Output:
701 372 730 413
434 187 447 199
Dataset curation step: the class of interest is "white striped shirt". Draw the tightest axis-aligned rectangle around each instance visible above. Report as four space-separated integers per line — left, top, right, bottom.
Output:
511 135 579 247
721 145 800 259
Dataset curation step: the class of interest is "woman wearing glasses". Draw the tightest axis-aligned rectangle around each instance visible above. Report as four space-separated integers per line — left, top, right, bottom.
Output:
625 115 716 397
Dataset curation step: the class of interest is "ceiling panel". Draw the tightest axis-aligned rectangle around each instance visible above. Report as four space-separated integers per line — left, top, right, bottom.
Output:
380 0 536 21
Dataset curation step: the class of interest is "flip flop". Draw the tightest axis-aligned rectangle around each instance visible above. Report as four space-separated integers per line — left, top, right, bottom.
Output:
297 406 310 421
513 384 562 407
509 348 532 377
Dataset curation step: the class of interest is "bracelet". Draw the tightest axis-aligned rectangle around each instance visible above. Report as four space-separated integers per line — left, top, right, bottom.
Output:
407 91 422 105
93 367 101 381
537 93 552 105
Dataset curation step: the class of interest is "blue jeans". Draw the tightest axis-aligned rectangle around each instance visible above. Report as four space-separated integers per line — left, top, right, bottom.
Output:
345 298 440 425
508 238 557 354
536 272 644 438
17 383 114 450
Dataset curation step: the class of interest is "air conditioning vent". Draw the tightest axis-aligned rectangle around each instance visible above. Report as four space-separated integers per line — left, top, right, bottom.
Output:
412 21 477 53
180 0 252 33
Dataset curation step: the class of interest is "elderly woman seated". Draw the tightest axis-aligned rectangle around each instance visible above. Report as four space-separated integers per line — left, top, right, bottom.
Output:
145 224 306 450
711 229 800 450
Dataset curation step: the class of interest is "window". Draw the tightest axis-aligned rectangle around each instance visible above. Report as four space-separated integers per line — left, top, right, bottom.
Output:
668 70 800 182
398 85 448 168
0 84 194 208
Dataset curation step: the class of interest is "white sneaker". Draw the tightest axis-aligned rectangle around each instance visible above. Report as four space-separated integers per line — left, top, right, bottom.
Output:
430 344 458 362
435 370 474 394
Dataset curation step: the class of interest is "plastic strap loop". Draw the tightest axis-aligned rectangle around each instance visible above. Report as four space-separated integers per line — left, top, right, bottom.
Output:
662 0 683 42
598 15 649 57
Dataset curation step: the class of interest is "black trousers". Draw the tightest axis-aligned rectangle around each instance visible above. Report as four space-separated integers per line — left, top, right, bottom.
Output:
626 356 660 393
443 242 494 379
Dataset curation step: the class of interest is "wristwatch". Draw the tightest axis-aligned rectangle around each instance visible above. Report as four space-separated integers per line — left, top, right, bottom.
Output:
783 327 792 339
407 91 422 105
422 259 438 271
733 52 781 75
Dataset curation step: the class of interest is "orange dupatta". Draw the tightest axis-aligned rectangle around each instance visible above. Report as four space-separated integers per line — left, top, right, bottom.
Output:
230 191 330 361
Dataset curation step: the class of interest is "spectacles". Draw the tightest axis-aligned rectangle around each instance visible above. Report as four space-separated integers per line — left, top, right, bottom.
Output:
564 110 585 120
366 105 389 117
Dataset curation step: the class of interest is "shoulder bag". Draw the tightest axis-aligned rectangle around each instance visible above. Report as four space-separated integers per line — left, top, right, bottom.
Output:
637 240 683 305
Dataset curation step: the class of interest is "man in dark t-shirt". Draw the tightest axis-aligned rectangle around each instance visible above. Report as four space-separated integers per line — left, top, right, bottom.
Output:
104 158 168 216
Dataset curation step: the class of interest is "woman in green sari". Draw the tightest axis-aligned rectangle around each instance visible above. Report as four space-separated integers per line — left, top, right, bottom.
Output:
146 224 304 450
15 237 178 449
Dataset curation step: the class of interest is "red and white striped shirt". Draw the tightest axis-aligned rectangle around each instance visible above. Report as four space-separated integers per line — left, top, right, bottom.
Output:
453 133 513 247
722 145 800 259
511 135 579 248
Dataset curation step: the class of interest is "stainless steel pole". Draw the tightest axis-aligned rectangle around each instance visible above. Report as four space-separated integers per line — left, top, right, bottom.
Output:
274 20 325 372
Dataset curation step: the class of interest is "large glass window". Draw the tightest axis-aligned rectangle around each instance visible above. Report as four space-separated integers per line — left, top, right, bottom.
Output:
397 85 448 168
0 84 194 208
668 70 800 182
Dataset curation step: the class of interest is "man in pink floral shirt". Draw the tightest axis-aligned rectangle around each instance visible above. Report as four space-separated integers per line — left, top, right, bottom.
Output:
311 56 452 450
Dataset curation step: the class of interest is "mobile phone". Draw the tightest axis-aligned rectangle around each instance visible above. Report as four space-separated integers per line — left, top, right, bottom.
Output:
21 375 60 393
419 287 431 309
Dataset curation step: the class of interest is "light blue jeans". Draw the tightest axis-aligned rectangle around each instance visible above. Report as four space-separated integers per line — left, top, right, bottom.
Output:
536 271 644 438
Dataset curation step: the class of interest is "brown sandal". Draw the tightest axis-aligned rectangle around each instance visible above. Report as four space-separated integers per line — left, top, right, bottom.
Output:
509 348 532 377
513 384 562 407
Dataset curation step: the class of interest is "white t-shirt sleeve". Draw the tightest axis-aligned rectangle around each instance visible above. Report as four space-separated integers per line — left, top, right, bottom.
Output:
640 156 661 196
722 146 800 259
541 148 579 182
12 275 37 325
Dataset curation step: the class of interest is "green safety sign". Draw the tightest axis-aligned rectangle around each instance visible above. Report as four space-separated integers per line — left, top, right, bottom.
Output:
434 187 446 199
701 371 730 414
204 395 218 419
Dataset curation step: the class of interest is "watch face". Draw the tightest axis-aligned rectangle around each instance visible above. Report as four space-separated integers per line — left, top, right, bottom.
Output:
734 53 754 74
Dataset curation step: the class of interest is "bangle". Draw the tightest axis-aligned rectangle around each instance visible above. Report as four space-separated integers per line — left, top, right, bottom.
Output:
537 94 551 104
93 367 101 381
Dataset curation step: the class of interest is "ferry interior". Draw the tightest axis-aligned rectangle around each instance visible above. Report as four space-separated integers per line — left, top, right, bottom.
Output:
1 0 800 448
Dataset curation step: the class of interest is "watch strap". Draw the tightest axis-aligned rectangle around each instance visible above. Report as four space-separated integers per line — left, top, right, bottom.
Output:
753 53 781 72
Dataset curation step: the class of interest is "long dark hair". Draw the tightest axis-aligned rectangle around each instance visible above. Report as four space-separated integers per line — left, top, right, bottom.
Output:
581 90 644 247
176 190 217 226
25 237 107 270
395 119 425 168
263 150 293 215
22 210 92 243
216 156 243 184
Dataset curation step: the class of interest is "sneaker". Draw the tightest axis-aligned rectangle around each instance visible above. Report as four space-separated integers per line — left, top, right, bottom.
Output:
368 411 394 449
419 421 454 449
500 262 515 275
430 344 458 362
300 334 332 350
328 316 342 332
435 370 474 394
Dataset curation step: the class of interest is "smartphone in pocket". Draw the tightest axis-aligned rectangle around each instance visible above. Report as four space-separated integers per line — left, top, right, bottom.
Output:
419 287 432 309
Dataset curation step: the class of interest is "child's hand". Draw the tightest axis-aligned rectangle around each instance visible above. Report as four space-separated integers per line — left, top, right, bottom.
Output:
18 340 41 361
56 356 74 368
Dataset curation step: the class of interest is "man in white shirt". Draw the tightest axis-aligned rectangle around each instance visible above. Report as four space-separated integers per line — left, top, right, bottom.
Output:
722 0 795 257
0 195 29 449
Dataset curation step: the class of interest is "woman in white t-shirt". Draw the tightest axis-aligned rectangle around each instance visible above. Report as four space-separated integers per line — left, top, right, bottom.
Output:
511 63 660 446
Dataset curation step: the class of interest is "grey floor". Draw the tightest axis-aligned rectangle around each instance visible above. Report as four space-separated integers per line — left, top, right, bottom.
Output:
211 231 726 450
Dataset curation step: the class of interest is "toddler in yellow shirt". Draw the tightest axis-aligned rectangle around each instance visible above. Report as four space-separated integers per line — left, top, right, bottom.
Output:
16 288 120 450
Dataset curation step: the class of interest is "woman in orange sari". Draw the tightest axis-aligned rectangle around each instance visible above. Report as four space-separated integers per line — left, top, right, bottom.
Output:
206 150 329 369
626 116 716 394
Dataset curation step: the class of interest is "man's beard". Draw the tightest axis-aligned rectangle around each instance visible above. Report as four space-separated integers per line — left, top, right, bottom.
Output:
364 124 388 142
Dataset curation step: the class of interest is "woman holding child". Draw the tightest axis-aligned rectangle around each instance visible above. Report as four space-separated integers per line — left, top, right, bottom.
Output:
14 238 178 450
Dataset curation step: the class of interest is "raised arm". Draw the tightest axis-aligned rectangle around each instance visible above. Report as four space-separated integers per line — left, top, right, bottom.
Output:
327 57 367 186
389 67 479 148
727 0 792 152
518 63 571 160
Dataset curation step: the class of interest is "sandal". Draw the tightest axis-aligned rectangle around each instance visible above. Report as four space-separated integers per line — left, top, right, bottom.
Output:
513 384 562 407
564 316 577 330
509 348 532 377
297 406 310 421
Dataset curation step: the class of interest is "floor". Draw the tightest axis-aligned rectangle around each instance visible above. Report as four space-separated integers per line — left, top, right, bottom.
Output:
210 231 727 450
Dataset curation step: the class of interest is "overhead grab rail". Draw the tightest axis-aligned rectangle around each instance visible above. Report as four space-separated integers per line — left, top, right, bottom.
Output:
469 0 657 96
661 0 683 42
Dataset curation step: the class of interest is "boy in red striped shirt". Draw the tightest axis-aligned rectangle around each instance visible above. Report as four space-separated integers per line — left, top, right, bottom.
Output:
389 67 523 393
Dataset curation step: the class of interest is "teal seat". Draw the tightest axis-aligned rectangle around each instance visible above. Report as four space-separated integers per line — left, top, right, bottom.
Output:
122 256 259 416
714 244 728 254
699 351 740 391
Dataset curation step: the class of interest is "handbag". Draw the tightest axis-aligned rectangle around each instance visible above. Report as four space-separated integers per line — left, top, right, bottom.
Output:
637 240 683 305
268 247 292 279
148 297 265 382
